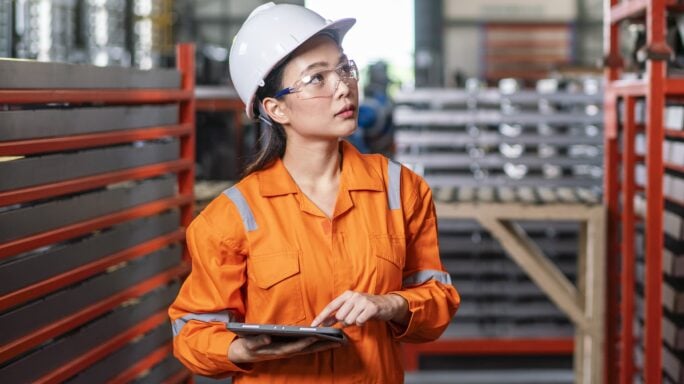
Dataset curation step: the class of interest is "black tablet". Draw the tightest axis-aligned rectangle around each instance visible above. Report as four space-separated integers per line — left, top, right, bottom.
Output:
227 322 347 344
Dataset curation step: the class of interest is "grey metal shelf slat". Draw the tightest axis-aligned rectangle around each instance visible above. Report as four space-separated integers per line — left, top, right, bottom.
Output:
394 88 603 105
394 108 603 126
396 131 603 146
397 153 602 169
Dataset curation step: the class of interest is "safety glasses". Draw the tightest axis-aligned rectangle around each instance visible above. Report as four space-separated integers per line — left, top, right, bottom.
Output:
274 60 359 100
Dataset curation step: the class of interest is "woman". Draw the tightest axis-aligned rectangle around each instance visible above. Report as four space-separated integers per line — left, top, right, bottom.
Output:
169 3 459 383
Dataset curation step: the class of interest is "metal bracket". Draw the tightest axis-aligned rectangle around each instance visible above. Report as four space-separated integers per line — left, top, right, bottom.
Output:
637 42 674 61
602 53 624 69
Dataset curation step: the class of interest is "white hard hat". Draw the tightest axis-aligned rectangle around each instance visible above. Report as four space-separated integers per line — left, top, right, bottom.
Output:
229 2 356 119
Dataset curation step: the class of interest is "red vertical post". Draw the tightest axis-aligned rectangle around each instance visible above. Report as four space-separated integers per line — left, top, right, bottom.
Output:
603 1 623 382
645 1 666 382
620 96 637 384
177 43 196 262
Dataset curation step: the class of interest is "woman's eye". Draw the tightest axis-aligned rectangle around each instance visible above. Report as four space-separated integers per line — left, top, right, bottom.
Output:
308 73 325 84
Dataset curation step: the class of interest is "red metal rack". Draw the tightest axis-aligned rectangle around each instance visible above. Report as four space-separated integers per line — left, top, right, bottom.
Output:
604 1 683 383
0 44 195 383
482 23 573 84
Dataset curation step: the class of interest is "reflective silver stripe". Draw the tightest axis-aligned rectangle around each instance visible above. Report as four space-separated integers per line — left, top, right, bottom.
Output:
224 186 258 231
172 311 237 337
388 159 401 210
402 270 452 288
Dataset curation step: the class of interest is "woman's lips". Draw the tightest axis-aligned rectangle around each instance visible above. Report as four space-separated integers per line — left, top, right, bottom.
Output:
336 105 356 119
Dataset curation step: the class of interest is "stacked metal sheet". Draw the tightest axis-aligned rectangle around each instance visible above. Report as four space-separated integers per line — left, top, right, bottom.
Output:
631 102 684 383
0 0 10 58
394 78 603 193
83 0 130 67
393 79 603 340
13 0 78 62
0 59 187 383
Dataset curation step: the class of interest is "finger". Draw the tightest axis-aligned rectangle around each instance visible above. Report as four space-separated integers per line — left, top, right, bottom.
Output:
322 317 339 327
312 291 354 326
355 305 377 325
344 300 368 326
241 335 271 351
334 295 359 325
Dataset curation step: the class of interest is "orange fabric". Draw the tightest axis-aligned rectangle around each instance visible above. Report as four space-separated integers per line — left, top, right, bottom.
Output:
169 140 459 383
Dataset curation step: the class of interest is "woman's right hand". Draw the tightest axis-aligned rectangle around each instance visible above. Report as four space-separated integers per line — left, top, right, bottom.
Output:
228 335 341 364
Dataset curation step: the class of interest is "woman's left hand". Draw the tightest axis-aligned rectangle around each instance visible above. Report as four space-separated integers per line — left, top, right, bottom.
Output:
311 291 409 328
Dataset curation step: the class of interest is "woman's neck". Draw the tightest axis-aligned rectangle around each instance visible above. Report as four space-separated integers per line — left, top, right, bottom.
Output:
282 138 341 189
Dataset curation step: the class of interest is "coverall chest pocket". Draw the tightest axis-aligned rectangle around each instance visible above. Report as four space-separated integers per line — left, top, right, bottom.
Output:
247 250 306 324
370 234 406 293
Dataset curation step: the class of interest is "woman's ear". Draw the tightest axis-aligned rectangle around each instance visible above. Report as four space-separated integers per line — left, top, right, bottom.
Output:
262 98 290 125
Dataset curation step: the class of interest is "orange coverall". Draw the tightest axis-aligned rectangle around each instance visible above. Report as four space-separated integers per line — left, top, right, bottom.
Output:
169 140 460 383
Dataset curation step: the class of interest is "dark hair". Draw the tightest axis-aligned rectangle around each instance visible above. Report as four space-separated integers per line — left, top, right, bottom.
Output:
242 58 289 176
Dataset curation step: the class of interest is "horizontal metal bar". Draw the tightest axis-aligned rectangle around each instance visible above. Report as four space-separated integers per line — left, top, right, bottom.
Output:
441 321 574 340
440 237 579 255
446 260 576 280
127 354 185 384
0 140 180 192
196 99 245 112
0 124 192 156
666 129 684 139
162 369 191 384
394 108 603 126
0 263 188 364
109 344 173 384
0 105 179 142
0 59 180 89
0 89 192 104
666 195 684 210
394 89 603 105
396 131 602 146
0 194 192 259
195 85 239 99
666 162 684 174
0 159 192 206
436 202 602 220
33 312 170 384
402 338 573 355
397 154 602 168
0 230 185 312
607 79 647 96
424 175 600 188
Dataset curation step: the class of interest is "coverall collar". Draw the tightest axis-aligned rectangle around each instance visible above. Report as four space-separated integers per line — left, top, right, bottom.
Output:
258 140 384 197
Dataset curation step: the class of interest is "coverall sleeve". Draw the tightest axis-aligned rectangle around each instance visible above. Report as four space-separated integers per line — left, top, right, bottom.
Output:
388 169 460 343
168 199 252 377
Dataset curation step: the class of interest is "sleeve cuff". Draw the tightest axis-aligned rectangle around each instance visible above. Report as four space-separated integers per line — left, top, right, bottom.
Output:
387 291 422 339
213 331 255 374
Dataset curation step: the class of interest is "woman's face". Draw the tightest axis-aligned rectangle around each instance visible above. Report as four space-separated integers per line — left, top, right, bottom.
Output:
275 34 359 142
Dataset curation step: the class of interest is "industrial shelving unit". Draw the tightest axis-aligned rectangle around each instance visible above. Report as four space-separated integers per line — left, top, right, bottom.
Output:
394 82 606 382
482 23 574 83
0 44 195 383
604 0 684 383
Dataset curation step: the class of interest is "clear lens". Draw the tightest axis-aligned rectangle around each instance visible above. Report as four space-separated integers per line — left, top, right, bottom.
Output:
294 60 358 99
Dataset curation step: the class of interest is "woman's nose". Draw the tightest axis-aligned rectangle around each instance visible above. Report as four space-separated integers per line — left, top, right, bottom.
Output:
333 76 354 97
